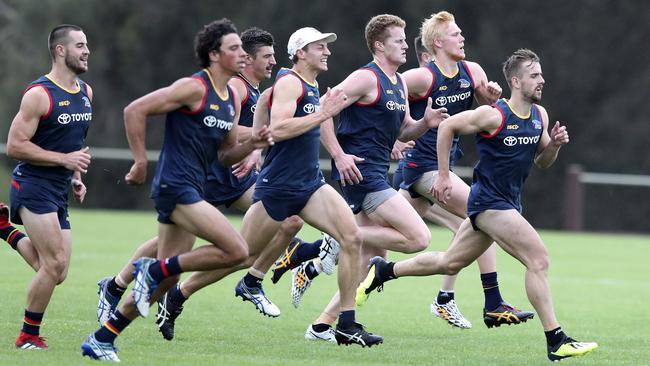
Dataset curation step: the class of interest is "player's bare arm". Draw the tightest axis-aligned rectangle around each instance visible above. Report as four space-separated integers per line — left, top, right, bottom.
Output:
466 61 502 105
269 75 344 141
402 67 433 99
7 86 91 172
124 77 205 185
320 69 376 186
433 105 501 202
534 105 568 168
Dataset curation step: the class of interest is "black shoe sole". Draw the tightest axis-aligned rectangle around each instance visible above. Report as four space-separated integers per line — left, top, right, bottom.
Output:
484 313 534 328
336 339 383 348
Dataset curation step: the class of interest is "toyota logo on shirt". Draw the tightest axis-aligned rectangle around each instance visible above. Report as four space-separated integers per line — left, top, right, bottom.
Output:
503 136 517 146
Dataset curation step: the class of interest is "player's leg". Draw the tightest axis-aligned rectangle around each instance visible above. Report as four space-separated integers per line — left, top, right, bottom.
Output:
97 237 158 324
16 208 71 349
1 202 40 271
300 185 382 347
475 209 597 360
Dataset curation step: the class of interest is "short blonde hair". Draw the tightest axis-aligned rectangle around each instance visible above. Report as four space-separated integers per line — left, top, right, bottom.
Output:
365 14 406 54
420 11 455 55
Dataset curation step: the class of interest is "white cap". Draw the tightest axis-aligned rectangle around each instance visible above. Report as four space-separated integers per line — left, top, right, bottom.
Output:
287 27 337 59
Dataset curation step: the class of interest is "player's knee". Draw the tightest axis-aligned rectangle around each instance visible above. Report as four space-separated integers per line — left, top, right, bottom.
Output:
402 229 431 254
225 243 249 266
527 254 549 273
340 229 363 250
279 216 304 235
43 255 68 280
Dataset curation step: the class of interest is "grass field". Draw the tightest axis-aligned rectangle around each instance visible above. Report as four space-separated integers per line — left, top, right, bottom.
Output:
0 209 648 365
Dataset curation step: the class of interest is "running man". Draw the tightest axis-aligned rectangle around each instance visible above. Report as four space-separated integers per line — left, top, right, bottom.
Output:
6 24 92 350
81 19 273 361
394 11 532 328
357 49 598 362
238 26 383 347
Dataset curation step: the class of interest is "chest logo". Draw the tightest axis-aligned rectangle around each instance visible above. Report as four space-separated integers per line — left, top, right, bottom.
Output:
58 114 71 124
303 103 318 114
204 115 217 127
506 124 519 130
82 96 91 108
210 104 220 111
59 100 70 107
439 85 448 91
459 78 471 88
532 119 542 129
250 104 257 114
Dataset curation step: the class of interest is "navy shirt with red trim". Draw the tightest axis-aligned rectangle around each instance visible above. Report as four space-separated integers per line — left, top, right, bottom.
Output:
13 75 92 191
151 69 236 198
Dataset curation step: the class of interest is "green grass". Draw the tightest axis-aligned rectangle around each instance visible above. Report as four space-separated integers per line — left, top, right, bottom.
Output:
1 209 648 365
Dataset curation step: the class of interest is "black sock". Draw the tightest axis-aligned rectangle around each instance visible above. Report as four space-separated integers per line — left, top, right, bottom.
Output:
0 225 26 250
168 284 188 305
295 239 321 262
148 256 182 283
22 310 43 336
106 277 127 298
338 310 355 328
378 261 396 282
481 272 504 310
243 272 263 288
304 261 320 280
95 310 132 344
312 323 331 332
437 290 455 304
545 326 566 347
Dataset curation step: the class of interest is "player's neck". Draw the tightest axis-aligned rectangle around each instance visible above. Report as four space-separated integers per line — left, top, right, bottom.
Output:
372 56 399 80
433 55 459 76
507 94 533 116
48 64 79 90
239 70 260 89
292 64 317 85
206 65 233 95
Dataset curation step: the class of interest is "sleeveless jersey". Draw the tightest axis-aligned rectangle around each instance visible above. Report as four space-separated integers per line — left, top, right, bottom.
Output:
13 75 92 191
333 62 407 180
256 68 323 191
206 75 259 187
405 61 475 170
151 69 236 197
469 99 544 212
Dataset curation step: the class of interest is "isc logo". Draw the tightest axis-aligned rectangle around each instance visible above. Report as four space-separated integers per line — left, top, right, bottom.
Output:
506 124 519 130
58 100 70 106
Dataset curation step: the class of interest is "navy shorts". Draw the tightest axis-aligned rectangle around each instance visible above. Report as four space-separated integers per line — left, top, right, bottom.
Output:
467 188 521 231
253 181 325 221
204 173 256 208
392 160 404 190
339 177 392 214
152 185 203 224
9 178 71 229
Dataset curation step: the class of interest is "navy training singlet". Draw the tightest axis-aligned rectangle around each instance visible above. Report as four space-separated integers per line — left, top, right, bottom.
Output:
468 99 544 214
13 75 92 192
333 61 407 181
405 61 475 171
256 68 323 191
206 74 259 188
151 69 236 198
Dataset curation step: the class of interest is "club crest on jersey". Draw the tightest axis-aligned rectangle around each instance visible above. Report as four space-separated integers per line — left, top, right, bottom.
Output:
228 104 235 117
532 119 542 129
82 96 91 108
398 89 405 100
459 78 471 88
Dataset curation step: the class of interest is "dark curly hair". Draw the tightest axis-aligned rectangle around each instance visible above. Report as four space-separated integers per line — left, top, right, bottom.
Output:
240 27 274 58
194 18 238 68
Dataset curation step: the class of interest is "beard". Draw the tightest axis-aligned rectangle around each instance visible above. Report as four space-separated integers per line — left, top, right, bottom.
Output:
65 52 87 75
524 88 542 103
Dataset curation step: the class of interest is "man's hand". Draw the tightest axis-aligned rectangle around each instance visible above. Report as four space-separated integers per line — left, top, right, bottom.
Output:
479 80 502 103
125 161 147 185
63 146 91 173
250 126 274 149
71 178 87 203
232 149 261 179
319 87 348 120
550 121 569 147
334 153 364 186
432 173 452 204
423 98 449 129
391 140 415 160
